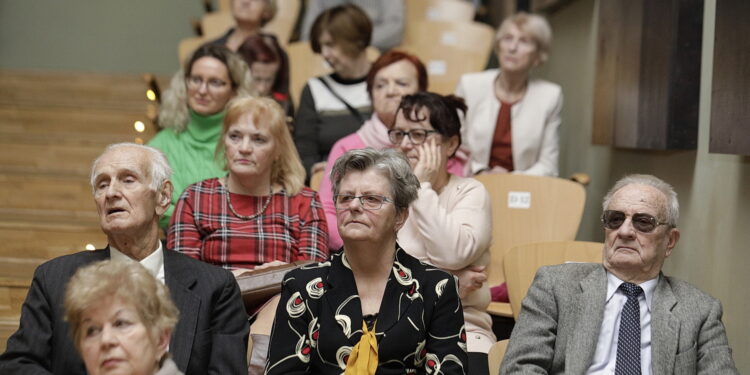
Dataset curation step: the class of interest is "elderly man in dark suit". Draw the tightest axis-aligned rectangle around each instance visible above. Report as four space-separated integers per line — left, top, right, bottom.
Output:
0 143 249 374
501 174 738 374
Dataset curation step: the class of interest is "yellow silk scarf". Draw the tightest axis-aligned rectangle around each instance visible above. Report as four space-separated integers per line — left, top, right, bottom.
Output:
345 321 378 374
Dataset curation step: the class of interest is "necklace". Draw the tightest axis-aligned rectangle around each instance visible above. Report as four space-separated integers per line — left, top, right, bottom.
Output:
224 177 273 220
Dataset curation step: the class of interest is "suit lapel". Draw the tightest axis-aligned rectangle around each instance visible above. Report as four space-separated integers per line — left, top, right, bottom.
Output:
566 266 607 375
323 252 363 343
650 274 679 375
162 250 201 370
376 249 415 335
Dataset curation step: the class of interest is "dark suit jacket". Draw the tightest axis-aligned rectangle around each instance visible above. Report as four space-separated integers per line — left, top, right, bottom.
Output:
500 263 739 375
0 248 249 375
265 247 468 374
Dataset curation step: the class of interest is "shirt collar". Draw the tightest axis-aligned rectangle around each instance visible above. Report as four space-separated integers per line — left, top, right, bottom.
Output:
605 271 659 311
110 242 165 283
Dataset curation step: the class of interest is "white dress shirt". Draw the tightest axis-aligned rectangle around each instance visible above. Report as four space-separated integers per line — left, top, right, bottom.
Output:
587 272 658 374
110 242 166 284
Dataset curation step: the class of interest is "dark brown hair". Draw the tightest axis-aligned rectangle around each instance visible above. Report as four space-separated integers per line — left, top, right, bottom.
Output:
309 4 372 57
237 34 290 95
396 92 467 152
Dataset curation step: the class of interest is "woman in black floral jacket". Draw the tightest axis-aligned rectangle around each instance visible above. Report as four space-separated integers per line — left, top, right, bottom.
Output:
265 148 467 374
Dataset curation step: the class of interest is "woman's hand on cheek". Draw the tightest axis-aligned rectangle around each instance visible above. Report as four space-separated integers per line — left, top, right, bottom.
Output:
413 139 441 187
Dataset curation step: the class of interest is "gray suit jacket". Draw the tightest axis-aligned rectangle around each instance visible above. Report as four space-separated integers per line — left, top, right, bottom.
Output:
0 248 249 375
500 263 738 375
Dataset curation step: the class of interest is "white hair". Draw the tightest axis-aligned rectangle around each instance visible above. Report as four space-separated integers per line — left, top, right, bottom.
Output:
602 174 679 227
90 143 172 192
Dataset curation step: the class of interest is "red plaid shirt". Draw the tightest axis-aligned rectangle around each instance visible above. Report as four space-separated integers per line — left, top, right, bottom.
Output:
168 178 328 270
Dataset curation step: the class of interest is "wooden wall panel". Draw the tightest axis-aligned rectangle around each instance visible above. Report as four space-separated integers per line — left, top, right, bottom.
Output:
592 0 702 150
710 0 750 154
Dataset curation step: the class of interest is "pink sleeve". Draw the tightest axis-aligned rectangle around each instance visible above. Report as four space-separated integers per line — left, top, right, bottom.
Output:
319 142 345 250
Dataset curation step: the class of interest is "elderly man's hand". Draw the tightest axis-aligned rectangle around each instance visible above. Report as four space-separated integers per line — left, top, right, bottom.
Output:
453 265 487 299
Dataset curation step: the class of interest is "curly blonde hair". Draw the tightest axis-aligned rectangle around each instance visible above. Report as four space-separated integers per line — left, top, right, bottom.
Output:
217 96 305 195
158 45 255 132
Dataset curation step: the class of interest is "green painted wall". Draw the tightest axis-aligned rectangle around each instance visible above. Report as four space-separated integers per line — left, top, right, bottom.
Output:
0 0 204 75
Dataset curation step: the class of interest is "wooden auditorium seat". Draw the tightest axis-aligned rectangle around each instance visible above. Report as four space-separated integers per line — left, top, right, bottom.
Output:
406 0 476 23
487 339 510 374
398 19 494 94
472 174 586 318
179 36 208 65
504 241 603 319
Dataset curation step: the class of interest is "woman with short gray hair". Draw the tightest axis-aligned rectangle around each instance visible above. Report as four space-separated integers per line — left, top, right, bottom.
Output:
266 148 468 374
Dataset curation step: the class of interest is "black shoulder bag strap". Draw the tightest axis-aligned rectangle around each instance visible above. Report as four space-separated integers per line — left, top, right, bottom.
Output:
317 77 366 123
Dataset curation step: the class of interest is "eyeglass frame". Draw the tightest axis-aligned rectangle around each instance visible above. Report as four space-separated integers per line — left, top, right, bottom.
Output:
387 129 439 145
186 75 230 91
333 194 394 211
601 210 672 233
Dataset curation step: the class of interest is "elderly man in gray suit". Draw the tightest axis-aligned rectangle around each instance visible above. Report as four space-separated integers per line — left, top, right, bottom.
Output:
0 143 249 374
501 174 738 374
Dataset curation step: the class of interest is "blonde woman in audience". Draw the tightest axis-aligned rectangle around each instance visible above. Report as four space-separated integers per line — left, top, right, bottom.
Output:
168 96 328 371
149 44 253 229
391 92 495 374
294 4 374 179
168 96 328 273
456 12 562 176
64 260 182 375
266 148 467 374
318 50 468 250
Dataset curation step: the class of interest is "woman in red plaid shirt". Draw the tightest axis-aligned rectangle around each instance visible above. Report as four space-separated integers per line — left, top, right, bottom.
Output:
167 96 329 273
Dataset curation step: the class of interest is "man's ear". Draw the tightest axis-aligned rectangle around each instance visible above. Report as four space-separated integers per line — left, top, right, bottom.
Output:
664 227 680 258
155 180 173 216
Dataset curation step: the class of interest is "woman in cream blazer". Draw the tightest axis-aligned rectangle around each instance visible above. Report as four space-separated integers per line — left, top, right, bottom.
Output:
456 12 562 177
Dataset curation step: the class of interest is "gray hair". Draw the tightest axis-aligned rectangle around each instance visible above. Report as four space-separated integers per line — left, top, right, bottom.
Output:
330 148 420 213
496 12 553 65
602 174 679 227
90 143 172 193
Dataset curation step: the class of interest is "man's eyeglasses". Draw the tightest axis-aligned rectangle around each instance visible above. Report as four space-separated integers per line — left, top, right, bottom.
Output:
601 210 671 233
186 76 229 91
387 129 438 145
334 194 393 211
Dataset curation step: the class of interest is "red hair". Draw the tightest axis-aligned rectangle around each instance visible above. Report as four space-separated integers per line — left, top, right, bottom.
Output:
366 50 428 98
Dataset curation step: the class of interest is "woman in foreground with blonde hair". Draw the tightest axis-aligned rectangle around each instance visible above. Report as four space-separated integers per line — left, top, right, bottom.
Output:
64 260 182 375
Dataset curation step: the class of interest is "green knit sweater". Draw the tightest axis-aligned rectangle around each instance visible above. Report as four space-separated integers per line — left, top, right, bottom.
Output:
148 110 226 229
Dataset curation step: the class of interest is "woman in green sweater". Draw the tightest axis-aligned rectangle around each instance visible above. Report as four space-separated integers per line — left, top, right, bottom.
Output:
149 45 254 229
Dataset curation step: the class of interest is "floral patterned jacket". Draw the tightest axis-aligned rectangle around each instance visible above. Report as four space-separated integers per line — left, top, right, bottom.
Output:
265 246 468 374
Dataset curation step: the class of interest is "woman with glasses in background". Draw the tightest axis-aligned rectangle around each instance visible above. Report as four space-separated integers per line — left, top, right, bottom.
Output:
455 12 561 177
316 50 469 250
390 92 495 374
149 45 254 229
266 148 467 374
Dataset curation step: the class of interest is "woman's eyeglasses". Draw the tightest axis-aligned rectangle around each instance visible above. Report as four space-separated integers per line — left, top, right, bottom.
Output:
186 76 229 91
601 210 670 233
387 129 438 145
334 194 393 210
